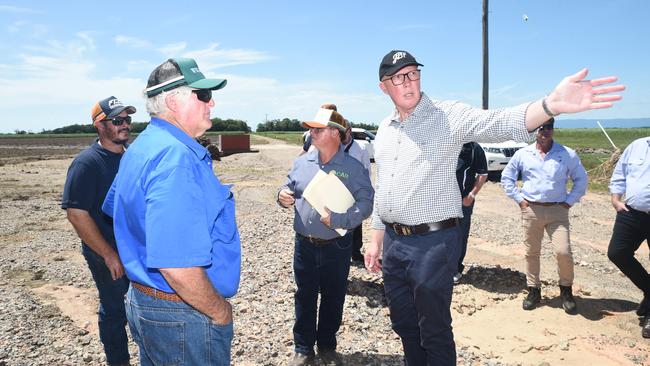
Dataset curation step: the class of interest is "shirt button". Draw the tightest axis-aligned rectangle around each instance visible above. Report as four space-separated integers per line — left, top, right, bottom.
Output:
309 221 312 224
394 157 397 160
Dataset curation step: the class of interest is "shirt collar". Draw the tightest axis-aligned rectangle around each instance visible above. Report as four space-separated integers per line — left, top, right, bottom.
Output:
150 117 209 160
389 92 431 124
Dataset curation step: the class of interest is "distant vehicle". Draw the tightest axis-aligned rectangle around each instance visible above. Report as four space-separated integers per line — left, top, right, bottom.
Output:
302 128 376 161
480 140 528 172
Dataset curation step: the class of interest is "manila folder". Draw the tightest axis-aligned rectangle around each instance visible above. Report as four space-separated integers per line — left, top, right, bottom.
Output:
303 170 355 236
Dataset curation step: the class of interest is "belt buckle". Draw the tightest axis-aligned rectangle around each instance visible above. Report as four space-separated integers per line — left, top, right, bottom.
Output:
395 224 411 236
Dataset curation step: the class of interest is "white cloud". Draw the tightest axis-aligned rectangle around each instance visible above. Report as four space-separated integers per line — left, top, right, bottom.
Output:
157 42 187 55
114 35 151 49
183 43 274 70
0 5 40 13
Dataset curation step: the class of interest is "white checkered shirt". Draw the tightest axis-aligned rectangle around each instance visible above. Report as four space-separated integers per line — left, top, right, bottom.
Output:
371 92 533 229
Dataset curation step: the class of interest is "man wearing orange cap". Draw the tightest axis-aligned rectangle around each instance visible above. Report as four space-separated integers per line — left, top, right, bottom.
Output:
62 96 136 366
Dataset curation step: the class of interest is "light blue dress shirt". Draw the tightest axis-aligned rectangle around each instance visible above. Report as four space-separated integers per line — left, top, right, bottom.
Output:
609 137 650 212
281 145 374 240
501 141 588 205
102 118 241 298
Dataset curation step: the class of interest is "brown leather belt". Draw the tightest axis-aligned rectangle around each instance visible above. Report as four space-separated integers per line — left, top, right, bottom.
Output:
297 233 338 246
382 218 458 236
132 282 183 302
527 201 561 206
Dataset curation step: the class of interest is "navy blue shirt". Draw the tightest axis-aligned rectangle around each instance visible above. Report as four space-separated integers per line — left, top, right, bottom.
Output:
62 140 122 248
281 145 374 240
456 142 488 197
102 118 241 298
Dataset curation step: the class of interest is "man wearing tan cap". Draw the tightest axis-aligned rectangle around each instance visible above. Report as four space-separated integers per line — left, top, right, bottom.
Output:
278 105 374 366
62 96 136 366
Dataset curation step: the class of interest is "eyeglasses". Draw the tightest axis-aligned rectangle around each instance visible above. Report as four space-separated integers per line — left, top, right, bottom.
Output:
383 69 421 86
193 89 212 103
538 125 554 131
105 116 132 126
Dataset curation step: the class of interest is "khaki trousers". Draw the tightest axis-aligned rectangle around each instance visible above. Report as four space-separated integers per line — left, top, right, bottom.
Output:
521 204 574 287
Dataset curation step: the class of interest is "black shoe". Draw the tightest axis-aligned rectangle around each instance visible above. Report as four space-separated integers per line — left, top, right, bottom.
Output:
318 349 343 366
560 285 577 314
642 316 650 339
290 353 315 366
636 294 649 317
523 287 541 310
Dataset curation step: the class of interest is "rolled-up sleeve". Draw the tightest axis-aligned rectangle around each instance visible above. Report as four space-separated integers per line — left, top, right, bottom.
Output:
330 168 374 230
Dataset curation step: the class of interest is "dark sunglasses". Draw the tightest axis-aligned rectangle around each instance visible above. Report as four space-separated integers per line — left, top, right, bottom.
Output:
105 116 132 126
538 125 554 131
193 89 212 103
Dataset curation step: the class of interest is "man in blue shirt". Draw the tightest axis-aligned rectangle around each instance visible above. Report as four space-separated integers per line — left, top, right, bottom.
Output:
62 96 135 366
607 136 650 338
455 142 488 283
102 58 241 365
502 118 588 314
278 106 374 366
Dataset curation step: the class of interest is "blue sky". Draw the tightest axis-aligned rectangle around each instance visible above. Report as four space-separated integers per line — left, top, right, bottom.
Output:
1 1 648 133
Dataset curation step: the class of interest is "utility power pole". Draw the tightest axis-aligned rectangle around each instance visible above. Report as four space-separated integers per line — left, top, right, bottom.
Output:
482 0 489 110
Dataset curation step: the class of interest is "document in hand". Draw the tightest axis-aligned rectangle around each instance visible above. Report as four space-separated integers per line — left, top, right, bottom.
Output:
302 170 355 236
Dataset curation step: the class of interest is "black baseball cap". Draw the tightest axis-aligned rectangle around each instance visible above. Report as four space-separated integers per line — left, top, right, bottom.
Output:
379 50 423 81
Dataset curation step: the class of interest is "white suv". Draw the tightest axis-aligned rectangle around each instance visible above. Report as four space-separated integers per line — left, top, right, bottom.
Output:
480 140 528 171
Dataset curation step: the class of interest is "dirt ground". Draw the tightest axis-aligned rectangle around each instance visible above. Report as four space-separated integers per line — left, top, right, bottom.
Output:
0 135 648 365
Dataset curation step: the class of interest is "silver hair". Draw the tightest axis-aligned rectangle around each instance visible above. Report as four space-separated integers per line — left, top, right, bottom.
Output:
144 86 193 116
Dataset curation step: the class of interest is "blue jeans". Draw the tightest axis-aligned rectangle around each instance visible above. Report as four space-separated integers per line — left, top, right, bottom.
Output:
293 233 353 355
125 285 233 366
382 226 460 366
457 202 474 274
82 245 130 365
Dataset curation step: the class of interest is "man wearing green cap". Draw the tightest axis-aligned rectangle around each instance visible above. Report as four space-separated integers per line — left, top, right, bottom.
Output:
102 58 241 365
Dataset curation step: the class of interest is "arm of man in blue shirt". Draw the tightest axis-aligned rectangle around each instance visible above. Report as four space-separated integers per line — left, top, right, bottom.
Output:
501 151 527 208
563 152 588 208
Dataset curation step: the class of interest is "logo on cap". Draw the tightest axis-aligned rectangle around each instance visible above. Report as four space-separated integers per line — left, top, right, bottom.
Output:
108 98 125 109
392 52 406 64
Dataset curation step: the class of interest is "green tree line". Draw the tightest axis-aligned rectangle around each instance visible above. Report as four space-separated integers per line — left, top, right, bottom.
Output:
36 117 251 134
256 118 377 132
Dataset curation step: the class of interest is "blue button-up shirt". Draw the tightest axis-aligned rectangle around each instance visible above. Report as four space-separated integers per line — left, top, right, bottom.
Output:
281 145 374 240
609 137 650 212
102 118 241 298
501 141 588 205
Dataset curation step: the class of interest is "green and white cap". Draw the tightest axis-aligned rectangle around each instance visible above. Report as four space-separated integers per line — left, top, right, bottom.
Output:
145 58 227 97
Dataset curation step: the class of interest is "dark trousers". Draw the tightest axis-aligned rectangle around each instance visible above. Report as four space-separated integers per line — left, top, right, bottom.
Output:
382 226 460 366
607 208 650 296
293 233 353 355
457 202 474 274
82 245 130 365
352 225 363 259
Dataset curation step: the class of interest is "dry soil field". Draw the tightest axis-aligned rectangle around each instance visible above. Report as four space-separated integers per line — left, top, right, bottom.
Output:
0 135 648 365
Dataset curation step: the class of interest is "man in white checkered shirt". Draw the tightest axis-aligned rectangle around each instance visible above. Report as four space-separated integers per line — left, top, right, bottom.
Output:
364 50 625 366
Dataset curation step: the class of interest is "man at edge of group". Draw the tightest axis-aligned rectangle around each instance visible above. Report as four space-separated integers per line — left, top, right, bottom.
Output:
454 141 488 283
607 136 650 338
364 49 624 365
102 58 241 365
278 105 374 366
501 118 588 314
62 96 135 366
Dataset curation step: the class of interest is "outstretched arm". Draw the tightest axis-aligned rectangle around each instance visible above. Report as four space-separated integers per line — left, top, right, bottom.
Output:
525 68 625 131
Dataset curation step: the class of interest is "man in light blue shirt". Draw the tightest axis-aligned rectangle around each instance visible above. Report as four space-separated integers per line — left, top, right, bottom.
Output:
607 136 650 338
102 58 240 365
502 118 588 314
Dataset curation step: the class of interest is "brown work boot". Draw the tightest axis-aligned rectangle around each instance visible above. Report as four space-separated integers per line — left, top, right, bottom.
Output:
289 352 315 366
642 316 650 339
560 285 577 314
318 348 343 366
522 287 541 310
